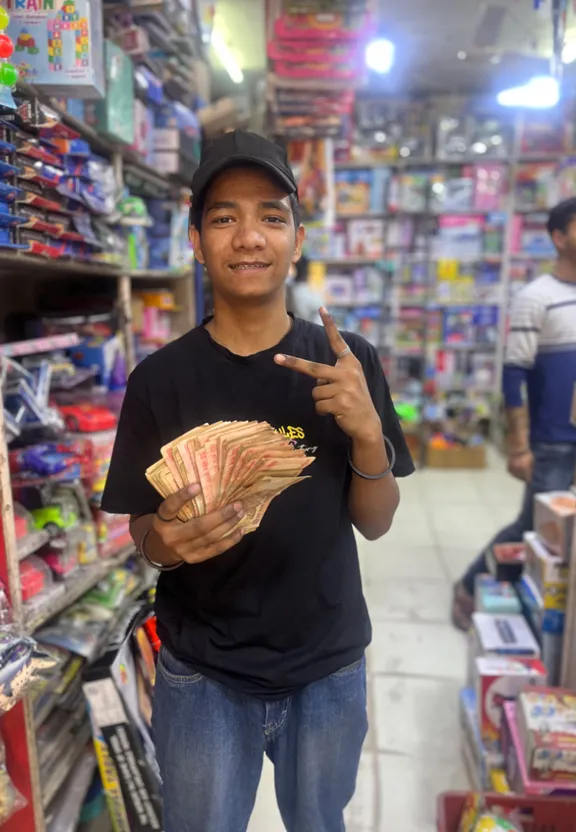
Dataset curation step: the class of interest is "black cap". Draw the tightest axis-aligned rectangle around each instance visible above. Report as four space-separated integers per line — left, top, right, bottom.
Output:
190 130 298 221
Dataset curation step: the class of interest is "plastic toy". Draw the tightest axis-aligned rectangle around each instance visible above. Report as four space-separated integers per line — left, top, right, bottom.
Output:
32 503 78 537
59 403 117 433
0 631 57 712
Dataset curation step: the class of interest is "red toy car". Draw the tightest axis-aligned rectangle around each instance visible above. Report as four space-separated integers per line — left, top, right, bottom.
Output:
58 404 117 433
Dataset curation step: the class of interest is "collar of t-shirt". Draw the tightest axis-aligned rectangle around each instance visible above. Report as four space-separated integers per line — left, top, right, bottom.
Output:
199 314 302 366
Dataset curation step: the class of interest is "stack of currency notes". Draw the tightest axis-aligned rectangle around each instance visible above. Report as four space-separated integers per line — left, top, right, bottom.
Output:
146 421 314 534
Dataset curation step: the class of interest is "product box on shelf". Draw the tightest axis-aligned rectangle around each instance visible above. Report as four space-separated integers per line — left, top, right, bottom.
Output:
487 542 525 583
425 444 486 470
516 688 576 782
534 492 576 561
8 0 105 98
468 612 541 683
474 575 521 615
501 700 576 797
93 509 131 560
475 656 547 750
523 532 569 611
460 686 505 790
87 40 135 145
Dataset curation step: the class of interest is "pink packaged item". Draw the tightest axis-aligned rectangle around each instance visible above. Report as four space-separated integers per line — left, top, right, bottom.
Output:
274 13 372 42
474 164 507 212
501 701 576 797
38 536 79 579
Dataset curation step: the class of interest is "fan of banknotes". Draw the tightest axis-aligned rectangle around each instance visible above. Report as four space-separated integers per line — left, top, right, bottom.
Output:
146 421 314 535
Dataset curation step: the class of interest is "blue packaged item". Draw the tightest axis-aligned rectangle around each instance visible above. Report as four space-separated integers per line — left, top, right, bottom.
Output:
65 99 85 122
0 139 16 154
0 227 27 250
135 65 164 105
0 208 26 228
0 160 20 179
70 336 122 389
474 574 521 615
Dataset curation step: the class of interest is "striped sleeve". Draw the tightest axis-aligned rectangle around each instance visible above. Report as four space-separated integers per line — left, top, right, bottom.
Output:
502 290 545 408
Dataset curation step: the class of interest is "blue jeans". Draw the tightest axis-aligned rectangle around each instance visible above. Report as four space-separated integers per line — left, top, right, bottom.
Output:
462 442 576 594
152 647 368 832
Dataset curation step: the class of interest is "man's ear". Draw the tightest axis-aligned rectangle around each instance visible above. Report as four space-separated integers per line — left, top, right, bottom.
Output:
190 226 205 265
291 225 306 265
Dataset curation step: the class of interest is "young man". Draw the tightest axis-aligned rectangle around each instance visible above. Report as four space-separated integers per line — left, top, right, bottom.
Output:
452 198 576 630
102 130 414 832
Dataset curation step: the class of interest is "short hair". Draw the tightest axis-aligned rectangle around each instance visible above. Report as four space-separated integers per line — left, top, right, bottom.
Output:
546 198 576 236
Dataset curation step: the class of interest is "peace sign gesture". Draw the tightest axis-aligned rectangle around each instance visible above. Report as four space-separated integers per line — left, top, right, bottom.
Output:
274 307 383 443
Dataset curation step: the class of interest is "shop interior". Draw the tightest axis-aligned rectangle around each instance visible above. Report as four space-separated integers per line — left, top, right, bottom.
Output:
0 0 575 831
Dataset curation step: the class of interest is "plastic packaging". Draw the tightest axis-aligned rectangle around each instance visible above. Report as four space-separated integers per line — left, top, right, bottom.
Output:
0 631 57 712
0 727 27 824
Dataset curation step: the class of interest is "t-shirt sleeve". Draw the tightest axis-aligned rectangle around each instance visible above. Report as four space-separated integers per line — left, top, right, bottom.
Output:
355 339 415 478
101 370 164 516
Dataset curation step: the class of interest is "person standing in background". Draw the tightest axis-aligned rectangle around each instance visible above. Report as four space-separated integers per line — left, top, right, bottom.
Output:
287 254 324 324
452 198 576 631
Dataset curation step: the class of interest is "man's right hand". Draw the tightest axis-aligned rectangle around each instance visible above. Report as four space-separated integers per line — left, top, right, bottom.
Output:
151 485 245 565
507 449 534 483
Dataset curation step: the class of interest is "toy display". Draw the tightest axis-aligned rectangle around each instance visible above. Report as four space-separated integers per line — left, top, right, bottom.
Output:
8 0 104 98
474 576 521 615
516 688 576 782
146 420 314 534
0 630 57 712
457 793 524 831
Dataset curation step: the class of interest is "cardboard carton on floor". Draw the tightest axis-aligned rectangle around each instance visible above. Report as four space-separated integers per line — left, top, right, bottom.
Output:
426 444 486 469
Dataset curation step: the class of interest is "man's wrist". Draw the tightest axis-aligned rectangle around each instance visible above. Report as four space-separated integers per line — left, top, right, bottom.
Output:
144 526 183 567
351 419 384 450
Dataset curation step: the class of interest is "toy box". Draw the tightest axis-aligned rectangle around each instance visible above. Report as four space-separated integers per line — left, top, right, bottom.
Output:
347 219 385 258
534 492 576 561
474 575 521 615
524 532 569 611
469 613 541 684
93 509 131 560
8 0 105 99
460 686 505 790
487 542 525 583
89 40 134 145
516 688 576 782
475 656 547 750
501 701 576 797
335 169 372 215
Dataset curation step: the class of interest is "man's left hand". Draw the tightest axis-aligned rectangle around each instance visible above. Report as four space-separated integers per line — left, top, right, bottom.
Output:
274 307 382 443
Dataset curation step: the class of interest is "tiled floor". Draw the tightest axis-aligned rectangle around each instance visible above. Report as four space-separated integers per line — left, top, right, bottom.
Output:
248 450 524 831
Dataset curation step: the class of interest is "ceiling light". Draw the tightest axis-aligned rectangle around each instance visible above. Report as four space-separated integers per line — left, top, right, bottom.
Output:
490 55 501 65
497 75 560 108
563 41 576 64
365 38 395 74
211 29 244 84
457 51 467 60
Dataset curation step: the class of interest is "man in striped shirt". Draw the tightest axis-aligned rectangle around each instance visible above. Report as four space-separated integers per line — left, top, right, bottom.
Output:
452 198 576 631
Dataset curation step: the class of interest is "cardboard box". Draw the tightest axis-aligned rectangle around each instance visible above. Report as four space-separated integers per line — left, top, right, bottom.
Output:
90 40 134 144
469 612 541 684
524 531 569 611
501 700 576 796
460 686 504 790
474 575 521 615
8 0 105 99
534 491 576 561
426 444 486 469
516 687 576 782
487 542 525 583
475 656 547 749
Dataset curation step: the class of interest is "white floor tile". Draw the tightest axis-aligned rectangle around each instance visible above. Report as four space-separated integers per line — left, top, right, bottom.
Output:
364 578 451 623
248 758 283 832
344 752 377 832
360 542 446 581
377 753 469 832
373 675 461 760
370 620 467 679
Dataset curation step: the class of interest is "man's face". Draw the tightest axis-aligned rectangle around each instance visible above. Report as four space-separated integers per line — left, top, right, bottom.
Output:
553 218 576 260
191 166 305 303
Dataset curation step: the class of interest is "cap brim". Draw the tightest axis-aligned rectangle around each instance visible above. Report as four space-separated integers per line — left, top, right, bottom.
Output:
192 155 297 212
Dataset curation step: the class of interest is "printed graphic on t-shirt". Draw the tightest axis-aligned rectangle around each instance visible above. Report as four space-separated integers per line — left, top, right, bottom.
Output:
277 424 318 456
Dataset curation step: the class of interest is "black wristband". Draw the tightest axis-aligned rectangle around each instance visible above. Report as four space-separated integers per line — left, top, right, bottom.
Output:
347 435 396 480
139 526 184 572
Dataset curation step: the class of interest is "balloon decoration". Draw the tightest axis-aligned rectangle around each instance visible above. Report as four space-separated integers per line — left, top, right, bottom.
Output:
0 8 18 109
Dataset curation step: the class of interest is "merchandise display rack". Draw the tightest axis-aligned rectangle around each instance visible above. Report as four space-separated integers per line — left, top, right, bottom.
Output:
0 7 206 827
328 106 567 459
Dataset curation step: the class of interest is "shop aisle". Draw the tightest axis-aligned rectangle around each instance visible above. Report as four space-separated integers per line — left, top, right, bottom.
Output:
248 450 524 832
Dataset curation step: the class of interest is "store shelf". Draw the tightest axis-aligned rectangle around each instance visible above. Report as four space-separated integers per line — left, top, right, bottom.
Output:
42 726 92 809
0 332 81 358
323 256 384 266
25 546 136 633
17 531 50 561
0 251 123 279
45 749 97 832
130 268 194 280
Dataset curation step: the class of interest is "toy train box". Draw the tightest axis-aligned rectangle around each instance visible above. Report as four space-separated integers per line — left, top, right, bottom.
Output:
7 0 104 98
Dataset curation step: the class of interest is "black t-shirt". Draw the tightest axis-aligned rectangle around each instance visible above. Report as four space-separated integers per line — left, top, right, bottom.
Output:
101 317 414 699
